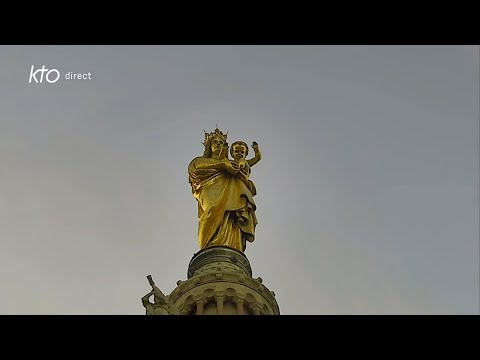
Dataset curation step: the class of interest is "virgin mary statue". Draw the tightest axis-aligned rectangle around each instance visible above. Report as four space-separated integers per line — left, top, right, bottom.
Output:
188 128 257 252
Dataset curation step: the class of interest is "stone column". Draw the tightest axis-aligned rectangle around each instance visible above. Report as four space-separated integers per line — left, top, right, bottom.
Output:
236 299 244 315
196 300 205 315
215 295 224 315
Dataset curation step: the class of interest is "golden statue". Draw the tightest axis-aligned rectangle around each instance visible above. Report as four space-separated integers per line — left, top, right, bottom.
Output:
188 128 262 252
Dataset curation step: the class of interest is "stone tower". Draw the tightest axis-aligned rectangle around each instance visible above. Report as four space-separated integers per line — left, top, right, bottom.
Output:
173 246 279 315
142 246 279 315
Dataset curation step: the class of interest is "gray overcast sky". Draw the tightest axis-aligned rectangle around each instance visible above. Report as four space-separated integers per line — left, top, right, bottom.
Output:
0 45 478 314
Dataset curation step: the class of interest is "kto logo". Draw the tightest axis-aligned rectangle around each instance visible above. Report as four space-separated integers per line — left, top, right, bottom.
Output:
29 65 60 84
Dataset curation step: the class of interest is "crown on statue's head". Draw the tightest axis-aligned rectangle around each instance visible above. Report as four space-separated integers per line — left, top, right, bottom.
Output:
202 127 228 146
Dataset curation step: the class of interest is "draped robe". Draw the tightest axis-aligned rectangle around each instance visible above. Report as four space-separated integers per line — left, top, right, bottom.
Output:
188 156 257 252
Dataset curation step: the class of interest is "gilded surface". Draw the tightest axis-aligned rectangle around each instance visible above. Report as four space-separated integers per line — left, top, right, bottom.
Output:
188 128 261 252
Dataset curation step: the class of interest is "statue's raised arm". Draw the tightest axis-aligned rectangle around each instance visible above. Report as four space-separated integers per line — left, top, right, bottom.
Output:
247 141 262 167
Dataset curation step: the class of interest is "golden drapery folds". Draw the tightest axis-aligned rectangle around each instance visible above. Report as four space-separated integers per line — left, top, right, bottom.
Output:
188 156 257 252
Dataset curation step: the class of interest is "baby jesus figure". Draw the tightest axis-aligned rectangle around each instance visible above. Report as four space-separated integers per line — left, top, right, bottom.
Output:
229 141 262 196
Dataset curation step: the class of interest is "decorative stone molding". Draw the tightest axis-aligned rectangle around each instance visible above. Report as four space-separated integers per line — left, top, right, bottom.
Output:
187 246 252 278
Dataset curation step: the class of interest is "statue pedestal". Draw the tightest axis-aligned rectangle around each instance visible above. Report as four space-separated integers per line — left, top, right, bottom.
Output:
145 246 280 315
